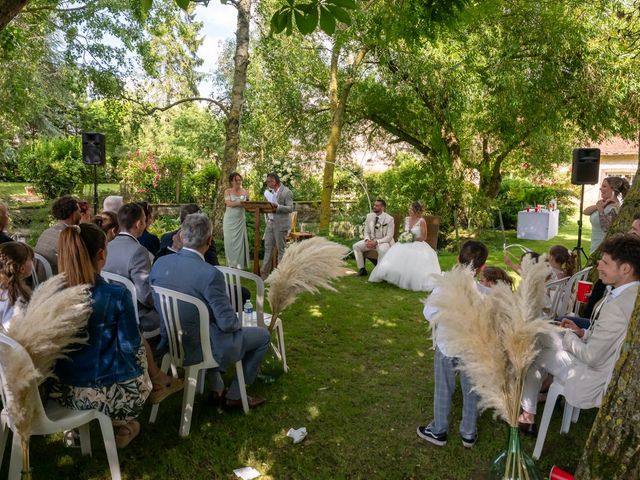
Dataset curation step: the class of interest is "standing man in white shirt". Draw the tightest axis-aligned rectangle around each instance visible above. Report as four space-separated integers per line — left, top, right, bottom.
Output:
518 233 640 434
261 172 293 278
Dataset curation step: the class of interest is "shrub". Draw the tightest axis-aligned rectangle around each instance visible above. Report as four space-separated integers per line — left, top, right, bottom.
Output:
496 178 576 229
17 136 90 199
185 162 220 204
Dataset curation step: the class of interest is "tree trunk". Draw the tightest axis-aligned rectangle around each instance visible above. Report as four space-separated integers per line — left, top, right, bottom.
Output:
211 0 251 238
575 177 640 478
319 44 367 234
0 0 28 31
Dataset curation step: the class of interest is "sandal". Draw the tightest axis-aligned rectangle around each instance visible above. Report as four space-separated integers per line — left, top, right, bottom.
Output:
149 375 184 404
115 420 140 449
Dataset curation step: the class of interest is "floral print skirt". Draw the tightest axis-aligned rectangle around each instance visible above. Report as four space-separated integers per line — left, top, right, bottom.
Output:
51 346 152 425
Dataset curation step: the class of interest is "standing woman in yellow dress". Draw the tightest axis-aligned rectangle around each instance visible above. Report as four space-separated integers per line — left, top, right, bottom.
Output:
223 172 250 269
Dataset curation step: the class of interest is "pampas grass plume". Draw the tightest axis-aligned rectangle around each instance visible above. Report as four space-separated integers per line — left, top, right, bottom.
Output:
266 237 349 330
428 258 559 426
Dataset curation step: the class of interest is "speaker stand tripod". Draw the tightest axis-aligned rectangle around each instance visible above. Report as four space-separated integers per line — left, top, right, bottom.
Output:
92 164 99 215
573 184 589 270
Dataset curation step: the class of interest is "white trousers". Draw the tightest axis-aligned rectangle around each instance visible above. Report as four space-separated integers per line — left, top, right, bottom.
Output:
352 240 391 269
521 333 573 415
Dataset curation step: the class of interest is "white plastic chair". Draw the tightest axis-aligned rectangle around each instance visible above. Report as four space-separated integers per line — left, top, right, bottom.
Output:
0 333 121 479
544 276 570 320
100 272 160 340
148 286 249 437
30 253 53 288
554 267 592 319
532 380 581 460
216 266 288 373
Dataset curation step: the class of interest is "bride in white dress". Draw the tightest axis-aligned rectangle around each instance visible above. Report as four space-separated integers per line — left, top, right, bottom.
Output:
369 201 441 291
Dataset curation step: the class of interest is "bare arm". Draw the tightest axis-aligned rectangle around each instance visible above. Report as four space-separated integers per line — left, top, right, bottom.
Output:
224 189 243 208
420 218 428 242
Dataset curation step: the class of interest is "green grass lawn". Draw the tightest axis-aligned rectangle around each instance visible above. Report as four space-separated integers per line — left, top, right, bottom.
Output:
2 218 594 479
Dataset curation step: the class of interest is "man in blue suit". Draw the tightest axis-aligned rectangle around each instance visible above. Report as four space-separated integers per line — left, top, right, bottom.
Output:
150 213 270 408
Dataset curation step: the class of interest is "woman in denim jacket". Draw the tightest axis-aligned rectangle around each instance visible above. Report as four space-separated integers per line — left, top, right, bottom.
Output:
53 223 151 448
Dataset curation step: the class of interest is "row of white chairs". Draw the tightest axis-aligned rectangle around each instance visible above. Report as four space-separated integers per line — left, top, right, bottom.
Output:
1 264 287 477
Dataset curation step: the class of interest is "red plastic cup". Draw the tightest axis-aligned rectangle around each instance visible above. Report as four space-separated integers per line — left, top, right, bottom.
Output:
549 466 574 480
534 207 539 212
576 280 593 303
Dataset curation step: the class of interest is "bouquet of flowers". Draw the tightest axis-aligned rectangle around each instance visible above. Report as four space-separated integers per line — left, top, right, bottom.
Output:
398 231 414 243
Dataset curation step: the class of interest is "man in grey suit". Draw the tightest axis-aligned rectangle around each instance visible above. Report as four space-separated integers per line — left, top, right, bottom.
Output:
103 202 160 337
35 195 81 273
261 172 294 278
518 233 640 433
150 213 270 408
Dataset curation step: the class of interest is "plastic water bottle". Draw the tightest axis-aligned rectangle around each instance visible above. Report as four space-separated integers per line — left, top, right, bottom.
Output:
243 299 254 326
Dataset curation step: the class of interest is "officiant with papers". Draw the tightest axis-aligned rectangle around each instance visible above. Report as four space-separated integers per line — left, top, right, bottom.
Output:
261 172 294 278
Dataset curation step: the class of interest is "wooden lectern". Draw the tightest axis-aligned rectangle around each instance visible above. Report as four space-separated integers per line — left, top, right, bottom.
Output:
242 201 276 274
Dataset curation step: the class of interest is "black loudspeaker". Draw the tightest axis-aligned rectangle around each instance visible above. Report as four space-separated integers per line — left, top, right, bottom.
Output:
571 148 600 185
82 132 106 165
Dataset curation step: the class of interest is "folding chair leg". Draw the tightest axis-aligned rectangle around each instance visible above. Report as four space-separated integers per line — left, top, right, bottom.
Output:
197 369 206 395
276 322 288 373
234 361 249 414
532 382 563 460
97 414 121 480
560 403 574 434
571 407 580 424
179 368 199 438
0 415 9 468
79 423 92 456
8 432 22 480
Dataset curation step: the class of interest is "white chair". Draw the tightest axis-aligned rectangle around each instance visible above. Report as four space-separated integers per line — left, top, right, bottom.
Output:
0 333 121 479
544 276 570 320
554 267 591 319
30 253 53 288
148 286 249 437
100 272 160 340
216 266 288 373
532 380 581 460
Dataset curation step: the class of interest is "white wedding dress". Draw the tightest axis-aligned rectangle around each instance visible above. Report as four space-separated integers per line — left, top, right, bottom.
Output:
368 218 442 292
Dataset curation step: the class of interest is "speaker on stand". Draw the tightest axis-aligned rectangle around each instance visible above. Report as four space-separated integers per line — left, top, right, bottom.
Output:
571 148 600 269
82 133 106 214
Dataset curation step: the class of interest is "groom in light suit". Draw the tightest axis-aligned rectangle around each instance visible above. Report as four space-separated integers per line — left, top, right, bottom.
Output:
353 199 395 276
261 172 294 278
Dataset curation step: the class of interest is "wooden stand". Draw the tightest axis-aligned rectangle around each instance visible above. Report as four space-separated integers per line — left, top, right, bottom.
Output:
242 201 276 274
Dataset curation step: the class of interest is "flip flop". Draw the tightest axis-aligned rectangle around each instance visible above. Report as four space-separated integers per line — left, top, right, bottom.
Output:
149 376 184 404
115 420 140 449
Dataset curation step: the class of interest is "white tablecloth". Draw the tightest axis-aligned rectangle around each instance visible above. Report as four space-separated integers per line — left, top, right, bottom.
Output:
517 209 559 241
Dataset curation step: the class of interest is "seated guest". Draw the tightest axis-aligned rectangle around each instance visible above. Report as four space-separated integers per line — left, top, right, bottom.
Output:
53 223 151 448
0 202 12 244
0 242 33 329
35 195 81 274
103 195 123 214
158 204 218 265
480 266 513 289
629 212 640 237
92 211 119 242
103 203 160 337
151 213 270 409
353 199 395 276
137 202 160 256
547 245 575 280
518 234 640 433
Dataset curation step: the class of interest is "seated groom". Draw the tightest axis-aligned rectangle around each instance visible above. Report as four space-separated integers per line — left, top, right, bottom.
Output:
150 213 270 408
518 233 640 433
353 199 395 276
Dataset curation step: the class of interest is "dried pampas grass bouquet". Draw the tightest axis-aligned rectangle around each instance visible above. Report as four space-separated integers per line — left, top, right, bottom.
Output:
429 255 558 427
266 236 349 332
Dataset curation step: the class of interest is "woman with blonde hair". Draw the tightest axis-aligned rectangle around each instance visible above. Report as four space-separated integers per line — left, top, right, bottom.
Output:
53 223 151 448
0 241 33 329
